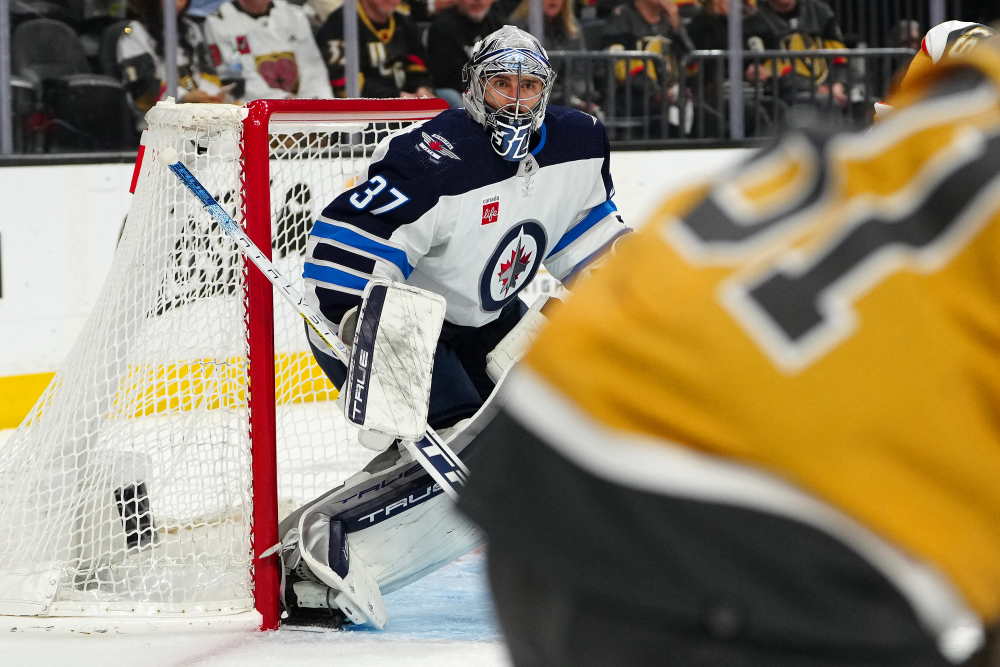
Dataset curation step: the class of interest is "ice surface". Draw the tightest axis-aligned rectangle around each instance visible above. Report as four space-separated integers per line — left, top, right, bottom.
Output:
2 550 512 667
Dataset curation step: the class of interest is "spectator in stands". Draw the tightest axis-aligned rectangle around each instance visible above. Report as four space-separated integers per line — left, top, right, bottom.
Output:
204 0 333 100
302 0 456 27
674 0 700 24
593 0 621 20
510 0 601 115
118 0 225 116
597 0 694 21
746 0 849 108
601 0 688 135
686 0 773 137
601 0 683 56
888 19 922 51
686 0 769 51
510 0 584 50
316 0 434 98
402 0 460 22
306 0 344 26
427 0 520 108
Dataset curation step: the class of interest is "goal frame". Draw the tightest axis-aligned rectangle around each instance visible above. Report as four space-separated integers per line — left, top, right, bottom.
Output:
240 98 448 631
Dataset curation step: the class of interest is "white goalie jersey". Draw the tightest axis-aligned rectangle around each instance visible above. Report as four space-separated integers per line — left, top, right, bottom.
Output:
302 105 629 379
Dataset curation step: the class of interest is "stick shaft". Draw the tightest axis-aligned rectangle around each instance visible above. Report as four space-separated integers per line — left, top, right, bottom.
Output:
163 152 466 500
167 158 353 365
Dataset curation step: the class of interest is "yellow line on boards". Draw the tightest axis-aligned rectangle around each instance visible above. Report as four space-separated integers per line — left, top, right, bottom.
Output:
0 372 56 429
0 352 338 430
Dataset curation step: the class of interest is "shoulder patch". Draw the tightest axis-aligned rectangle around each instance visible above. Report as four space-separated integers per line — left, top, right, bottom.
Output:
417 131 461 162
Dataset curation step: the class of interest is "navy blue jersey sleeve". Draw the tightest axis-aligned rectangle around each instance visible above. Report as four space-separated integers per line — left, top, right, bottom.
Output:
303 127 444 386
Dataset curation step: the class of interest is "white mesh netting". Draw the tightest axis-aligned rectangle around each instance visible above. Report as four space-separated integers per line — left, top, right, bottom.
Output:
0 101 414 618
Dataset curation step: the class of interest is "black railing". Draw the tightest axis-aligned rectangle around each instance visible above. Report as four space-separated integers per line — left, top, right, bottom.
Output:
679 48 916 140
826 0 964 48
548 50 677 142
549 48 916 146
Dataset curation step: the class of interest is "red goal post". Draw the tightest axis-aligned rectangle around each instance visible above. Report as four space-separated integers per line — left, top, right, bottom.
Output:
241 99 449 630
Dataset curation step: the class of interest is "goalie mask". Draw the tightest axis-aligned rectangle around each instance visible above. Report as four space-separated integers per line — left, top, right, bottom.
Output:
463 25 555 162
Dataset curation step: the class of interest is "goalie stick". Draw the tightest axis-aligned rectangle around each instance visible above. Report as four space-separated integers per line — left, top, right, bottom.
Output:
157 147 469 501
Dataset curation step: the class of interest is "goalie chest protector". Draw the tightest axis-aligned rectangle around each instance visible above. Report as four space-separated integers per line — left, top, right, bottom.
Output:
303 107 626 332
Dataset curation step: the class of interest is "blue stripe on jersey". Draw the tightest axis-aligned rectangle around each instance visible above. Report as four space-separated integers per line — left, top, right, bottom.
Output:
546 200 618 258
531 123 547 156
303 262 370 291
311 221 413 279
561 227 633 285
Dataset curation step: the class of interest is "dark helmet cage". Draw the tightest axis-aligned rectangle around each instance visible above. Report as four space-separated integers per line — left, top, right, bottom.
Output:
462 26 556 159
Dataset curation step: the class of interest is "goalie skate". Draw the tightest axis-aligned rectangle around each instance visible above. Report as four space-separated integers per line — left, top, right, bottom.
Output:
281 561 350 630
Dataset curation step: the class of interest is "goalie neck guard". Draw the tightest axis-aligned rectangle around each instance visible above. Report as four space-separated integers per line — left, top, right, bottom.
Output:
462 25 555 162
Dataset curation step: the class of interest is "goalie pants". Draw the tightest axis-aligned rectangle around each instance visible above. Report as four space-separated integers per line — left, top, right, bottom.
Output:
310 299 526 430
459 411 995 667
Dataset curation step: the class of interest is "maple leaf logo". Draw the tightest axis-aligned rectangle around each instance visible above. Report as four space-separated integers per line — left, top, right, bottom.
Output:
497 238 533 296
419 132 461 161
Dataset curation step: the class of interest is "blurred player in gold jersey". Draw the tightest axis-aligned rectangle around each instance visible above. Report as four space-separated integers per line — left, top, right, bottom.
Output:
876 20 996 120
460 26 1000 667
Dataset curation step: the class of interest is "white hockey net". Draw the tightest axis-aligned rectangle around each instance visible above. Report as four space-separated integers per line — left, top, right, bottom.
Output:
0 101 428 620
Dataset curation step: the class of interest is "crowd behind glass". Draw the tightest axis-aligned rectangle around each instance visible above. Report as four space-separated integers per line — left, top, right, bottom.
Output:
3 0 999 151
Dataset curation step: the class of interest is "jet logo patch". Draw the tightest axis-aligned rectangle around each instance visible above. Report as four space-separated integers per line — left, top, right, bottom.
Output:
417 132 460 162
479 221 546 311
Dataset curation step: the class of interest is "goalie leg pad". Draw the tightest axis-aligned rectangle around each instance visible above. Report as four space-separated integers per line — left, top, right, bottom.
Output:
298 471 484 602
339 487 484 595
280 369 513 629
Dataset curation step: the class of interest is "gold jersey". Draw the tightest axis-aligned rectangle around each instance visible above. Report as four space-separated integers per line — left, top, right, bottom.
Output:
525 43 1000 621
895 21 996 97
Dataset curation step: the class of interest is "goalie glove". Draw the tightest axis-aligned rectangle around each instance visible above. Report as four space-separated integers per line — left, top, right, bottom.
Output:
485 296 550 383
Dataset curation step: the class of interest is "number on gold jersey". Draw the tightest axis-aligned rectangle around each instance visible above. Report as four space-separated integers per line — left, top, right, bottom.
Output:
948 26 995 58
667 122 1000 371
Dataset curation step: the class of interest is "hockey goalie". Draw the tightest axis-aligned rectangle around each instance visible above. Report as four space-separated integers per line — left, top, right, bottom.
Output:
276 25 630 628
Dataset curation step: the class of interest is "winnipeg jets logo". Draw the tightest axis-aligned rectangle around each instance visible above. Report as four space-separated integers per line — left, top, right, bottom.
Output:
497 237 533 296
417 132 460 162
479 221 547 312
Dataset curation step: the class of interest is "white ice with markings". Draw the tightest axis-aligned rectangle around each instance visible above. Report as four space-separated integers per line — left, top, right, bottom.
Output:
4 550 510 667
